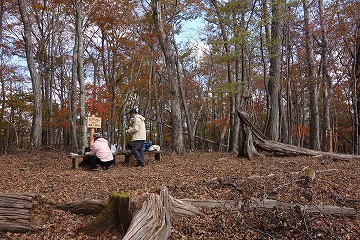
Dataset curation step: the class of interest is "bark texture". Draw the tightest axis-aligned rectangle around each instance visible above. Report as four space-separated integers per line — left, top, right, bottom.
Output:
238 111 360 161
18 0 42 150
0 193 36 233
79 193 133 237
152 0 184 154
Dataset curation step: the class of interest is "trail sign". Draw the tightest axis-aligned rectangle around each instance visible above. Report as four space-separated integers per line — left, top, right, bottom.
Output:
87 116 101 128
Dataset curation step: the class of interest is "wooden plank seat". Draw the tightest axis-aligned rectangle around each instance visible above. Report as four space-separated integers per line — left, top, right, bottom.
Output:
67 150 164 169
67 153 120 170
118 150 164 166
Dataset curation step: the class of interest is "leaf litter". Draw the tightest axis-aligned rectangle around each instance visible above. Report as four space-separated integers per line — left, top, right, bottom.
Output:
0 151 359 239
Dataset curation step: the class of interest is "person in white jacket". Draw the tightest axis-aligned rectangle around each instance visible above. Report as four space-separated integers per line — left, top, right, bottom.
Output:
126 108 146 167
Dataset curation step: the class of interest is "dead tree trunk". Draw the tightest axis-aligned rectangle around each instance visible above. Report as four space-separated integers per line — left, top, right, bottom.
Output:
0 193 36 233
180 198 357 218
238 111 360 160
58 186 357 238
122 187 202 240
56 199 106 215
79 193 133 237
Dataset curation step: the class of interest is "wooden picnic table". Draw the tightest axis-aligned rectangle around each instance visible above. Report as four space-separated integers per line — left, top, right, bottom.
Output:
67 150 164 169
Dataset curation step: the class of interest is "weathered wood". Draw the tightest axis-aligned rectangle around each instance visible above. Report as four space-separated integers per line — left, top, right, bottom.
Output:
238 111 360 161
244 125 264 160
0 193 36 233
123 187 172 240
56 200 106 215
73 187 356 238
180 198 357 218
121 150 164 166
169 196 203 216
67 153 119 169
80 193 133 237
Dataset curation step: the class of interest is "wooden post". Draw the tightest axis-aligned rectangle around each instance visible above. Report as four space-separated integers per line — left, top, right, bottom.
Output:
155 152 161 161
87 115 101 148
72 157 80 169
89 114 95 147
327 129 333 152
89 127 94 147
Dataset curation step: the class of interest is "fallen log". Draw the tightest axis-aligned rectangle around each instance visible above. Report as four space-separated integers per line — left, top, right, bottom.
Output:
73 186 356 238
56 199 106 215
0 193 36 233
180 198 357 218
237 111 360 161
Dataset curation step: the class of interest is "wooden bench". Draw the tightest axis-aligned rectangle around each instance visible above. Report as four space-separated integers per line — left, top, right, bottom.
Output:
120 150 164 166
67 153 120 170
67 154 85 169
67 150 164 169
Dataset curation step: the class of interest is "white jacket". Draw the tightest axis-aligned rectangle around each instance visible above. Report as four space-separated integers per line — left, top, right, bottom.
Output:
127 114 146 141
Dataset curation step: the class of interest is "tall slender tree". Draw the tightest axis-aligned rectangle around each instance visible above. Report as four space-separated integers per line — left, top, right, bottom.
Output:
75 0 87 152
303 0 320 150
152 0 184 154
18 0 42 150
263 0 284 142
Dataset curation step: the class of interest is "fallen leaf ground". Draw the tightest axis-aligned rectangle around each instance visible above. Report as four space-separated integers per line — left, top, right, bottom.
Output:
0 151 359 239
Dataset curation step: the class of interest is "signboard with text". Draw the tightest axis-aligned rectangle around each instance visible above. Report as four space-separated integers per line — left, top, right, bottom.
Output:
87 116 101 128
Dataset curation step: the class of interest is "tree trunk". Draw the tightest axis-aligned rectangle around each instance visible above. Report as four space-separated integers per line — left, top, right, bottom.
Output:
318 0 333 152
238 111 360 161
285 21 293 145
209 0 237 152
264 0 283 142
80 193 133 237
75 0 87 153
177 42 195 150
70 33 79 152
303 0 320 150
18 0 42 150
354 23 360 154
152 0 184 154
0 0 5 153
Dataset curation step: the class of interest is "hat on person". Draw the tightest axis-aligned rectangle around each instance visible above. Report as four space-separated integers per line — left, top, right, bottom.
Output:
93 132 102 139
128 108 138 115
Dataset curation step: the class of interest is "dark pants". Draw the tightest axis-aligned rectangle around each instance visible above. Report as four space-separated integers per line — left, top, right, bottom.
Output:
82 155 114 168
130 140 145 165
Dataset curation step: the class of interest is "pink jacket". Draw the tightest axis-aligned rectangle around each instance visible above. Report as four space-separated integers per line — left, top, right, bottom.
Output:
89 138 113 162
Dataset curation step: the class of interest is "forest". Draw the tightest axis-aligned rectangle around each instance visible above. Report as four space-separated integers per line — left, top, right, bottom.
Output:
0 1 359 239
0 0 359 155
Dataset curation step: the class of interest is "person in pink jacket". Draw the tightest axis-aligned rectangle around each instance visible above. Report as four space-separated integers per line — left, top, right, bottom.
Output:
81 133 114 171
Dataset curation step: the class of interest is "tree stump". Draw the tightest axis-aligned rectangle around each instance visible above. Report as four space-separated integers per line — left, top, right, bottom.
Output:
79 192 133 237
68 186 356 238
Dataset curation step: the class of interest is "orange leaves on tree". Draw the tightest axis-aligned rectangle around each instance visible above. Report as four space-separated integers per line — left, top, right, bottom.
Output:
211 117 228 130
292 124 309 137
85 84 111 118
54 104 70 128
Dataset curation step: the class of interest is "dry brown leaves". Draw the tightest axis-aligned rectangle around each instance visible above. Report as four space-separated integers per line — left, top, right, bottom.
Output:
0 151 359 239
